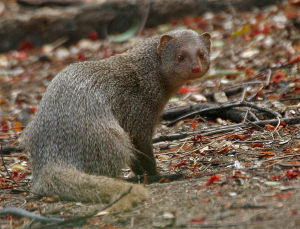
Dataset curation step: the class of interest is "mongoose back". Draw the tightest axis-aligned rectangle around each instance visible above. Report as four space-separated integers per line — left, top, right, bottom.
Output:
21 29 211 209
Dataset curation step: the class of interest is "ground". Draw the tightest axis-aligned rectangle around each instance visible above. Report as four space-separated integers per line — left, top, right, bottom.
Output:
1 1 300 228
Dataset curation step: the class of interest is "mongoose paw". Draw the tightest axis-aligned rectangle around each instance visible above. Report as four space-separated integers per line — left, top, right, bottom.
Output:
108 184 148 212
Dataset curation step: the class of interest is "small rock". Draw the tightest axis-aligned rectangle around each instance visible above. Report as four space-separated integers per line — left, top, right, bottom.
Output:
240 48 259 58
152 211 176 228
190 94 207 103
213 91 228 103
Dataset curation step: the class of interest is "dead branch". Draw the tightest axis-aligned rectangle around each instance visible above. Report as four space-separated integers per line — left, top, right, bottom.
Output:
0 207 64 223
0 145 24 155
153 116 300 143
162 104 257 123
0 0 284 52
126 173 184 184
167 101 281 127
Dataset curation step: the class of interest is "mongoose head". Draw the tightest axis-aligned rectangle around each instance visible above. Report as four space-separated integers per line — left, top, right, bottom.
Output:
157 29 211 89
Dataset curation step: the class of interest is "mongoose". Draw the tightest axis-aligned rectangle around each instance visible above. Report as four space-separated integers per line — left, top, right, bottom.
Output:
21 29 211 209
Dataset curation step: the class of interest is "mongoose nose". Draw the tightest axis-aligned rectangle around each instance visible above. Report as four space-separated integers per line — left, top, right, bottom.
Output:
191 66 201 73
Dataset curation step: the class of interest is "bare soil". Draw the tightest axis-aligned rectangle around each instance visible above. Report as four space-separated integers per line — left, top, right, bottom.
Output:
1 1 300 228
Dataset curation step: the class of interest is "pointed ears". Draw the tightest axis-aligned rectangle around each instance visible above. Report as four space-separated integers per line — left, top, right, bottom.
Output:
157 35 173 56
200 32 211 49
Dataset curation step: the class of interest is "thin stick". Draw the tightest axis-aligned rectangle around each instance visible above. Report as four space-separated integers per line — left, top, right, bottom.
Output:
0 207 63 223
137 1 150 35
0 145 24 154
0 151 18 185
167 101 281 127
261 153 300 163
264 69 272 86
153 116 300 143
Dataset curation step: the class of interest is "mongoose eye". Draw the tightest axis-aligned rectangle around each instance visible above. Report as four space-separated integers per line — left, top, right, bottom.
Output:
198 52 204 58
177 55 185 62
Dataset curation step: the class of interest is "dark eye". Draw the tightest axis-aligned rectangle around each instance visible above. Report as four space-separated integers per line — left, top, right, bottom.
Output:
177 55 185 62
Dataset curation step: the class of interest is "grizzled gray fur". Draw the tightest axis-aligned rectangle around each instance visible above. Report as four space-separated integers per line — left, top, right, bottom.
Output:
21 29 211 208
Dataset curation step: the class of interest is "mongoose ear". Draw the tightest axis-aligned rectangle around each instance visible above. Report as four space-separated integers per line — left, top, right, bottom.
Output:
200 32 211 49
157 35 173 56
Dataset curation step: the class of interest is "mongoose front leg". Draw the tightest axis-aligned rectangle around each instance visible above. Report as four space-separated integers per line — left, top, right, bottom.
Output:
131 139 158 176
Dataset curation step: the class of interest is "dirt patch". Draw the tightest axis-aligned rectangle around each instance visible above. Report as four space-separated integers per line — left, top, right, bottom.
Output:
1 1 300 228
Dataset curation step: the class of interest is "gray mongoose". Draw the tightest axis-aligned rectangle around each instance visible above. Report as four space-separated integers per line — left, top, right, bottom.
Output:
20 29 211 210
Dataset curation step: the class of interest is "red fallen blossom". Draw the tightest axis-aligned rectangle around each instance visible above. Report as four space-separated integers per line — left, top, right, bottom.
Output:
201 198 210 203
77 53 86 61
269 175 282 180
275 191 292 199
291 76 300 82
227 133 251 140
289 56 300 64
0 178 14 189
89 30 99 41
259 151 275 158
271 72 286 83
182 17 195 25
190 218 205 224
12 51 28 61
214 147 231 154
191 134 204 142
286 168 300 179
2 124 8 131
30 107 37 114
251 142 264 148
283 148 300 154
177 87 198 94
293 85 300 93
11 171 26 182
289 0 300 6
243 34 252 42
42 195 60 203
291 210 298 216
187 172 201 178
172 160 188 168
158 177 170 183
6 215 13 221
245 68 254 78
283 148 293 154
261 25 270 34
205 174 220 186
280 121 287 127
264 124 276 131
192 121 197 130
19 41 34 51
232 171 247 179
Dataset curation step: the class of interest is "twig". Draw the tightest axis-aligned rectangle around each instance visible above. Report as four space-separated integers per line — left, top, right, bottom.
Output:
167 101 281 127
264 69 272 86
127 173 184 183
137 1 150 35
0 207 63 223
153 116 300 143
280 96 300 102
0 145 24 155
259 57 300 71
261 153 300 163
0 151 18 185
240 87 247 101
